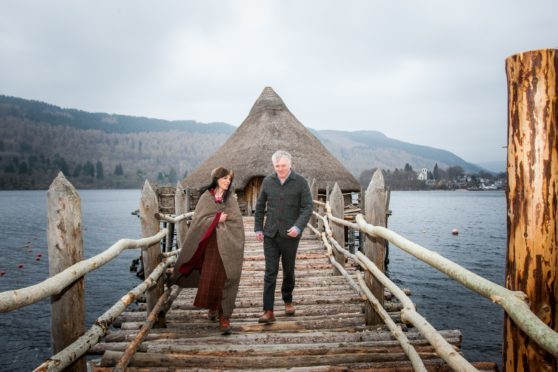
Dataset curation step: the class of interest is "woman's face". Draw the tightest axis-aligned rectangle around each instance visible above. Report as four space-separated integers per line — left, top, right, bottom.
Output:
217 174 232 191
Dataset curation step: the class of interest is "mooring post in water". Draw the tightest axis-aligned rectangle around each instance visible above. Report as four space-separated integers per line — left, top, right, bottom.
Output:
363 169 387 325
140 180 165 327
175 182 189 250
47 172 86 372
329 182 345 273
505 48 557 371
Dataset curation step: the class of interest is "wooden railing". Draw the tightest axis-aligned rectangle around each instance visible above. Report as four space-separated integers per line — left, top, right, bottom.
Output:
310 170 558 372
0 174 192 372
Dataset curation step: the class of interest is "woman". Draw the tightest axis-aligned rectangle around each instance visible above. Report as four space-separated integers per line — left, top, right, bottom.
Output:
170 167 245 335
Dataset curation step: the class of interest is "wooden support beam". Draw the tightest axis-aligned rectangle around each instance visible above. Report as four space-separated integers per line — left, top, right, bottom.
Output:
309 178 318 227
328 183 345 273
363 169 387 325
504 48 558 371
175 182 189 250
47 172 86 372
139 180 165 327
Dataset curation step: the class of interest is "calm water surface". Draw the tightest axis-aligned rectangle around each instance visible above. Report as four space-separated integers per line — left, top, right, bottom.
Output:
387 190 506 366
0 190 506 370
0 189 142 371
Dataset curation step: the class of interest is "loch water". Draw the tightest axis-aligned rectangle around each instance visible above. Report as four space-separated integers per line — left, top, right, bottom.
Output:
0 189 506 371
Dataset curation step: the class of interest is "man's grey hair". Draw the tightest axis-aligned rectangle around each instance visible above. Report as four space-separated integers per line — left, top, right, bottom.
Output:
271 150 292 165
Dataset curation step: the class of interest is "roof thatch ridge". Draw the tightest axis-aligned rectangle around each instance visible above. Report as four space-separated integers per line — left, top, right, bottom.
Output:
183 87 360 192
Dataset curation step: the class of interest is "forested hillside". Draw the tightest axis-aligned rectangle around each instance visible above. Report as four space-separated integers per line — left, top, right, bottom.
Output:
0 95 482 190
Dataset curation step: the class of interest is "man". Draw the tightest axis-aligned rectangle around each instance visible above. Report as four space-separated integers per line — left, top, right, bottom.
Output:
254 150 313 323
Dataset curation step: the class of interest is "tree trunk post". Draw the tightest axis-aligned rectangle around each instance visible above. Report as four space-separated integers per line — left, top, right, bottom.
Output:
140 180 165 327
47 172 86 372
504 48 557 372
329 182 345 273
363 169 387 325
317 203 325 233
359 186 365 251
310 178 318 227
175 182 189 250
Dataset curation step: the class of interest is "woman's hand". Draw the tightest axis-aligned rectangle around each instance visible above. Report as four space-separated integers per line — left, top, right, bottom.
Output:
219 212 228 223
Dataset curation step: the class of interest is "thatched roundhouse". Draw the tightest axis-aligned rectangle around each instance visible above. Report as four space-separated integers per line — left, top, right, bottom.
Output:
183 87 360 213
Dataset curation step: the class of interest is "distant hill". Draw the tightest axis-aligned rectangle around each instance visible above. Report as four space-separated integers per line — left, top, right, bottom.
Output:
314 129 482 177
0 95 484 189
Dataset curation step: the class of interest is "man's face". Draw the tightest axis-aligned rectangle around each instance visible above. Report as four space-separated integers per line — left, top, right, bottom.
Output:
274 157 291 179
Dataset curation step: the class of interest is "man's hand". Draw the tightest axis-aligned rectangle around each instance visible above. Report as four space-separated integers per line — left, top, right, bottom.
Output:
287 226 300 238
219 213 228 223
256 231 264 242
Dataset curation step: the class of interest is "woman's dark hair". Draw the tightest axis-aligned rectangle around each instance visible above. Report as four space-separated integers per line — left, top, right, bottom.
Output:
199 167 234 202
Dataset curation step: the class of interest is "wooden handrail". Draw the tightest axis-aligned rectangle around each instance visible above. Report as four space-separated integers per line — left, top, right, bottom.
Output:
113 284 174 371
315 219 476 371
155 211 194 223
314 202 558 360
355 251 476 371
319 233 360 295
0 229 168 313
353 213 558 358
34 256 176 372
356 273 427 372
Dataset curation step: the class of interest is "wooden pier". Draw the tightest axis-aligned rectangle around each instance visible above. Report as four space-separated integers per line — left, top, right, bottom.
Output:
88 217 496 371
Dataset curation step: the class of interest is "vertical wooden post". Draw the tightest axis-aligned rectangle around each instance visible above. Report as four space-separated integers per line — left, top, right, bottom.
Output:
165 222 175 252
47 172 85 372
329 182 345 273
359 186 365 251
363 169 387 325
140 180 165 327
310 178 318 227
175 182 189 250
317 202 325 232
504 48 557 372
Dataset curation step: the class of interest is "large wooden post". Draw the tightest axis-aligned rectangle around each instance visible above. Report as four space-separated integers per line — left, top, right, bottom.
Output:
140 180 165 327
309 178 318 227
329 182 345 273
47 172 85 372
175 182 189 250
504 49 558 371
363 169 387 325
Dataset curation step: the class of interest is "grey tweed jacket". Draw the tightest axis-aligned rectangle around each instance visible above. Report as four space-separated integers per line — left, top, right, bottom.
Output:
254 170 313 239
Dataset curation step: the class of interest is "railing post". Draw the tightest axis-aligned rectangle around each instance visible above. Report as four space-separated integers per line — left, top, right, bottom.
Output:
140 180 165 327
363 169 387 325
47 172 86 372
175 182 189 250
310 178 317 227
317 202 325 232
504 48 558 371
329 182 345 273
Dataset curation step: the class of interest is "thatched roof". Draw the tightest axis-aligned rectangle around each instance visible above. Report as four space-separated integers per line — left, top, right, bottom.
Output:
183 87 360 191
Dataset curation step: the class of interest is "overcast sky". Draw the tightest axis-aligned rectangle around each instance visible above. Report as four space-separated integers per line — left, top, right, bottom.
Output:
1 1 556 164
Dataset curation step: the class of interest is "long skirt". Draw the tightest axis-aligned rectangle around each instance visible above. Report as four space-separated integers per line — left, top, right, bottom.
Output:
194 231 226 311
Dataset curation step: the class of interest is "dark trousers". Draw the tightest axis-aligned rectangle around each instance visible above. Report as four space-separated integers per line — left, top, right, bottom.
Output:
263 234 300 310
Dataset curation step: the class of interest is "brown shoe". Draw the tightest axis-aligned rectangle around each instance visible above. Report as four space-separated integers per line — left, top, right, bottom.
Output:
285 303 295 316
208 309 218 322
219 315 232 335
258 310 276 324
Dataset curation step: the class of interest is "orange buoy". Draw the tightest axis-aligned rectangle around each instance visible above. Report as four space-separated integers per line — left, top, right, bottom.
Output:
0 271 5 276
17 264 24 269
35 257 41 261
37 253 43 258
451 228 459 235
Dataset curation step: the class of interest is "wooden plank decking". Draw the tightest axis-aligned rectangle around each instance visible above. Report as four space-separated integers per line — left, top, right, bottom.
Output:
89 217 497 371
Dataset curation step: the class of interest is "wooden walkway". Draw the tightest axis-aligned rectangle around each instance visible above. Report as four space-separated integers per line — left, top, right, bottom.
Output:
89 217 496 371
